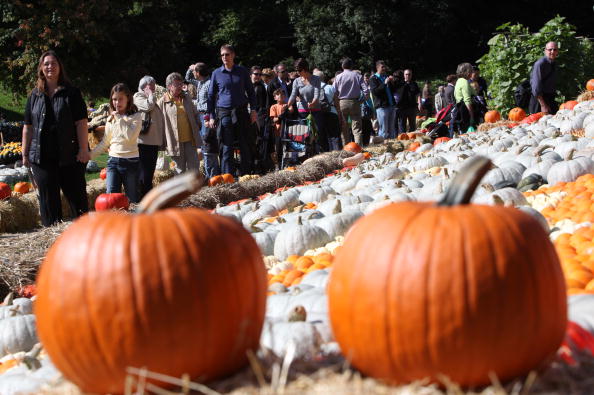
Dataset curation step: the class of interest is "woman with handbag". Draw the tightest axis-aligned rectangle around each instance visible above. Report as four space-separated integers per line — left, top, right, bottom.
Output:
133 75 165 198
22 50 90 226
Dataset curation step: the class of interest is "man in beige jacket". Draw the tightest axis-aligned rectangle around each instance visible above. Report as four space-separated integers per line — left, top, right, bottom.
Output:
158 72 202 173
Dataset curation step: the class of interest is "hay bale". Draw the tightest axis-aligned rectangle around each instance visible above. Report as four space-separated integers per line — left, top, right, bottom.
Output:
182 151 351 209
577 90 594 102
0 193 41 233
153 169 176 186
477 120 513 132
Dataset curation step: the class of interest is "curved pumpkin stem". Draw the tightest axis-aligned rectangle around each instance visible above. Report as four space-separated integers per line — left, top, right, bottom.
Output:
437 156 492 207
137 171 203 214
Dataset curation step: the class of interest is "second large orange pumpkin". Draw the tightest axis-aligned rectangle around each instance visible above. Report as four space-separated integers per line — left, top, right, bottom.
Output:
328 156 566 387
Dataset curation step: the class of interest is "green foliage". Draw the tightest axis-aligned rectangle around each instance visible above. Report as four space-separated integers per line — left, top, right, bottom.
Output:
478 16 594 114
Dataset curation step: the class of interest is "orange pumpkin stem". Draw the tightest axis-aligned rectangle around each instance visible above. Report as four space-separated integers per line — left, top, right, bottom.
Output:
136 171 203 214
437 156 493 206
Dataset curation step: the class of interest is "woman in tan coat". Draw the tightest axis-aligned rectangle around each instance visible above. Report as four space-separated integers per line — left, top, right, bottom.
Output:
158 72 202 173
133 75 165 197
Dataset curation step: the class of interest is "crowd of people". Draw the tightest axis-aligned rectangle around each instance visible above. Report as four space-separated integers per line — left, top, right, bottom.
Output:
22 46 495 227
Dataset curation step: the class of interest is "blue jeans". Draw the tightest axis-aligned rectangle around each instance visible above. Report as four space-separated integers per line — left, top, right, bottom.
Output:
217 106 255 176
106 156 140 203
198 113 220 178
376 106 396 139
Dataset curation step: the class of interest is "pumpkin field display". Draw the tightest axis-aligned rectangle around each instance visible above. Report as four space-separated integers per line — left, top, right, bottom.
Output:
35 173 267 394
328 156 567 387
508 107 526 122
94 192 130 211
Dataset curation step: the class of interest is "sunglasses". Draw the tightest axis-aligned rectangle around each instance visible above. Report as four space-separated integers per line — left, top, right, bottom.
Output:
252 73 262 76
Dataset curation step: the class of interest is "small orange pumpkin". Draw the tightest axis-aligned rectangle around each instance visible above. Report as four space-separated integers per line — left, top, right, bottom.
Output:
99 168 107 180
563 100 578 110
222 173 235 184
508 107 526 122
587 79 594 91
484 110 501 123
397 134 410 141
13 182 31 194
344 142 362 153
407 141 421 151
208 175 224 187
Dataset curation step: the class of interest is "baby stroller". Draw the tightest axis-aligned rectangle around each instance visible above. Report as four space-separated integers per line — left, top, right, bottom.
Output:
279 116 316 169
425 103 453 140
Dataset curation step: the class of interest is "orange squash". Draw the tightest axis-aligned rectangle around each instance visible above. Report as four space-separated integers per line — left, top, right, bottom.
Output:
328 156 566 387
222 173 235 184
13 182 31 194
344 142 362 153
587 79 594 91
508 107 526 121
484 110 501 123
208 175 224 186
563 100 578 110
0 182 11 200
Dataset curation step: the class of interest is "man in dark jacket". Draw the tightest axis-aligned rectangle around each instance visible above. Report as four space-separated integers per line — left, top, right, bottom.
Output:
444 74 457 106
395 69 421 134
529 41 559 114
251 66 273 173
369 60 396 139
267 63 292 110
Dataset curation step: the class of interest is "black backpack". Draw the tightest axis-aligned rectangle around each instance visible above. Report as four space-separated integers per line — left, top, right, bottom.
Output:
319 83 331 112
514 80 532 109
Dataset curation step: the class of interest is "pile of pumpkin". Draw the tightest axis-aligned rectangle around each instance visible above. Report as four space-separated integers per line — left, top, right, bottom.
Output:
0 181 32 200
0 142 22 165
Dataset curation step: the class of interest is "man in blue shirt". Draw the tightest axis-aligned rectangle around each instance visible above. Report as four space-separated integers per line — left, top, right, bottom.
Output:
207 44 257 176
529 41 559 114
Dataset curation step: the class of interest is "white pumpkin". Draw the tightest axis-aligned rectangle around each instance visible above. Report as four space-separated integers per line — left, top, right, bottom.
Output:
0 315 38 358
547 151 594 186
273 217 331 260
298 185 334 204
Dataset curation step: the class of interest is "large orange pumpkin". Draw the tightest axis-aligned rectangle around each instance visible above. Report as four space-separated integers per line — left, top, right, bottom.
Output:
587 79 594 91
407 141 421 151
508 107 526 121
484 110 501 123
344 142 362 153
328 156 566 387
0 182 10 200
208 175 224 186
35 173 267 394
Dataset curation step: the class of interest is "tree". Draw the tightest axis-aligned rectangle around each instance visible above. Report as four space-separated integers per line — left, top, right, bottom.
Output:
0 0 187 98
478 16 594 114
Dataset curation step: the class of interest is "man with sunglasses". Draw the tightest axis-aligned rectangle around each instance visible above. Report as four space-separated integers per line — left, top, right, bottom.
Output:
529 41 559 114
207 44 257 176
268 63 292 109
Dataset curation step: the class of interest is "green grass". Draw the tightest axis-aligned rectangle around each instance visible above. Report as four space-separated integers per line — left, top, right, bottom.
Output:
0 84 27 122
85 153 108 182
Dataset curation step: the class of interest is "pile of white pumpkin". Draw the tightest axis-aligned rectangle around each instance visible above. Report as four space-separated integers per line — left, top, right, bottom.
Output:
213 99 594 360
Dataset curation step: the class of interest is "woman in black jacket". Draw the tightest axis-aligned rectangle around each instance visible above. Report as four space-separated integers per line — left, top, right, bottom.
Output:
22 50 90 226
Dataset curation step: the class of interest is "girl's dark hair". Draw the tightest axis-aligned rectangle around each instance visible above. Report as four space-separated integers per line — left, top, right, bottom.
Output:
109 83 137 115
36 50 70 94
294 58 310 73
